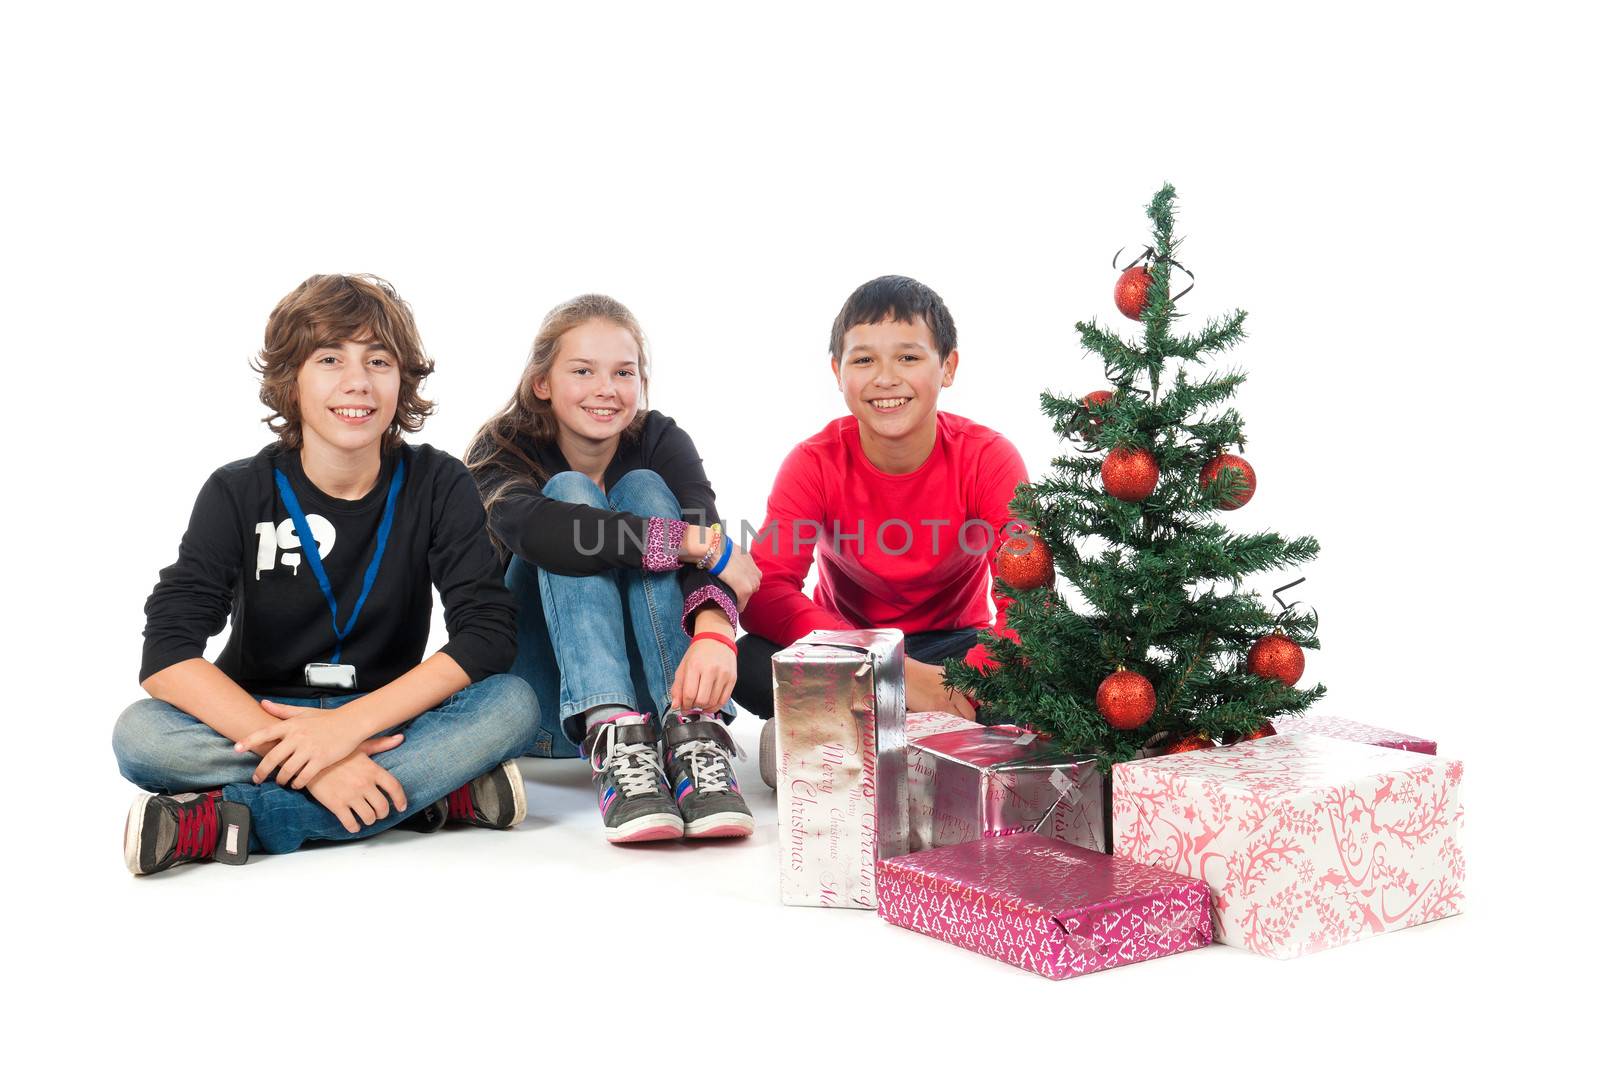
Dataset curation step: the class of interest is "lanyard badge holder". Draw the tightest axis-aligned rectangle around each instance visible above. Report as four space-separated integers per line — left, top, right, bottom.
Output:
273 458 406 690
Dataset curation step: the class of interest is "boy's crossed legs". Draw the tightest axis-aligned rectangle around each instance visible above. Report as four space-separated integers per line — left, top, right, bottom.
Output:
113 673 538 873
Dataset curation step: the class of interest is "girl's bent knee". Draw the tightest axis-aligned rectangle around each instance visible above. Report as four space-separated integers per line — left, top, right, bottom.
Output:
542 470 606 505
609 469 681 519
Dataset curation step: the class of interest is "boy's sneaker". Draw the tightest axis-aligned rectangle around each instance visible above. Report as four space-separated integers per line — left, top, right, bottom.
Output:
445 760 527 829
663 713 755 839
398 760 528 832
124 790 251 876
583 714 684 844
759 717 777 789
395 798 449 833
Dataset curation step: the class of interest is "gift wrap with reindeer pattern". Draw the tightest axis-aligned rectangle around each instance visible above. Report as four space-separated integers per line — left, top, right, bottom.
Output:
1112 734 1464 958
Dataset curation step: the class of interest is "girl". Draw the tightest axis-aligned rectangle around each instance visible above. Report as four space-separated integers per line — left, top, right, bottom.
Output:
467 295 759 843
114 274 538 875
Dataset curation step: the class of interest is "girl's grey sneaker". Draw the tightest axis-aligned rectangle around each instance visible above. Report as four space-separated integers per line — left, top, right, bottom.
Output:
663 713 755 839
583 714 684 844
124 790 251 875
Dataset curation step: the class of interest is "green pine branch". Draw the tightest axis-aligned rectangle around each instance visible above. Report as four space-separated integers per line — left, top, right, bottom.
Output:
1176 311 1249 357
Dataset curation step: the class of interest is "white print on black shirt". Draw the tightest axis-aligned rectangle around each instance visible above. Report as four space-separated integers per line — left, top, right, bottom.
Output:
253 515 336 578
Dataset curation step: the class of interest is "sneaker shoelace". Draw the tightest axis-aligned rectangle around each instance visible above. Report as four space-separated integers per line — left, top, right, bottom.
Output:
674 737 739 794
174 792 219 861
590 725 666 799
447 782 478 822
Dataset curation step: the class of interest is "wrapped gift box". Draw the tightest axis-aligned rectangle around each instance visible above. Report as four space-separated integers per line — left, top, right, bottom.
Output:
907 711 981 845
908 726 1106 854
877 834 1212 980
907 711 984 744
775 629 908 908
1272 714 1437 754
1113 734 1464 958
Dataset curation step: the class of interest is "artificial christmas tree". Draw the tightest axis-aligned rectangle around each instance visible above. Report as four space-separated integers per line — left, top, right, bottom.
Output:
946 185 1325 768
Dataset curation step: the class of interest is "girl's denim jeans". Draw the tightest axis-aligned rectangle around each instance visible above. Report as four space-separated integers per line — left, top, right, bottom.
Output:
506 468 732 758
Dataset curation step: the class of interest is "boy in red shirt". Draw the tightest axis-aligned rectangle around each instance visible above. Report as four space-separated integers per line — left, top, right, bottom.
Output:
733 276 1028 781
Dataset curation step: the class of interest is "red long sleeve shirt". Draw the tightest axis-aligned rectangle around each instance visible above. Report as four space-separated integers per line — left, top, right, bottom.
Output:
741 412 1029 648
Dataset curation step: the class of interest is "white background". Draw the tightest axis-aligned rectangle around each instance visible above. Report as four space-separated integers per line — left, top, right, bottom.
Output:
3 1 1591 1059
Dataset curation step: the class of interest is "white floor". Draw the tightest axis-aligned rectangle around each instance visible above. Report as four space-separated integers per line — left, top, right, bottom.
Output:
6 4 1587 1055
17 711 1550 1061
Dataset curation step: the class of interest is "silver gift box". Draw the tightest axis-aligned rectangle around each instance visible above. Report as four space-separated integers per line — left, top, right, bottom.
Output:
775 629 908 908
907 726 1105 854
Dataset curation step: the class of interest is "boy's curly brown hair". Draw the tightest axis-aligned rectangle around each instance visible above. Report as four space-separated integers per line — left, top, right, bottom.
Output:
254 274 435 449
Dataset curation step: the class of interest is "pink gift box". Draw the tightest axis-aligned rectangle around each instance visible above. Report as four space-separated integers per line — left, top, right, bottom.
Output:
1272 714 1437 754
877 834 1212 980
1113 734 1465 959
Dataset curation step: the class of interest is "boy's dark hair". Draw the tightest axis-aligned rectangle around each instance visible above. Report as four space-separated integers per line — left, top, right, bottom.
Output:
829 275 958 362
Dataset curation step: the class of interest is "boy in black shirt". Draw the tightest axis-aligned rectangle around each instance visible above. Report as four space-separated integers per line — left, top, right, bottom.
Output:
114 274 537 875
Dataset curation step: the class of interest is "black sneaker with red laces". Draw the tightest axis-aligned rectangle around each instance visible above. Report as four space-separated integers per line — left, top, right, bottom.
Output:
443 760 526 829
396 760 528 833
124 791 251 876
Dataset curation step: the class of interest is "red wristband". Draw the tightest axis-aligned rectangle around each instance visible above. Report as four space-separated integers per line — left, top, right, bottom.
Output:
692 631 738 655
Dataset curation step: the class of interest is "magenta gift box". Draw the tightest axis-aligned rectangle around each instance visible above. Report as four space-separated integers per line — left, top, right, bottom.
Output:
876 834 1212 980
1272 714 1437 754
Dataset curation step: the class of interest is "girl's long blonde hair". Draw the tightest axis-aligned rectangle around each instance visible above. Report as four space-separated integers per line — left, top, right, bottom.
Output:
466 294 651 552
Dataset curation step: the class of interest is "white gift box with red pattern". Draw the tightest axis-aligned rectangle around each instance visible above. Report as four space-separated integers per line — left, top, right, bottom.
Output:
1112 734 1464 959
1272 714 1437 754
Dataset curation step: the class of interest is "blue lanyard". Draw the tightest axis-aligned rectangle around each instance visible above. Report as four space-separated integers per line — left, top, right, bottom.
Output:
273 457 406 664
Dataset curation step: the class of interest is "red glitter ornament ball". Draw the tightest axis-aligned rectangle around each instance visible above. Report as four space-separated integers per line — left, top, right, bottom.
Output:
1096 668 1156 730
996 533 1054 590
1200 453 1257 510
1247 633 1305 686
1082 389 1115 425
1115 266 1154 320
1163 733 1214 755
1101 447 1160 501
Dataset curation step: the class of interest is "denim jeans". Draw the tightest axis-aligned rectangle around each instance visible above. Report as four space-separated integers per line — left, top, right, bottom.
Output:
111 674 538 854
506 469 731 758
731 627 984 719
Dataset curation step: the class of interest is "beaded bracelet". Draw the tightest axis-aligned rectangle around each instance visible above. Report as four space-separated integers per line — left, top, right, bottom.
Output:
695 523 723 571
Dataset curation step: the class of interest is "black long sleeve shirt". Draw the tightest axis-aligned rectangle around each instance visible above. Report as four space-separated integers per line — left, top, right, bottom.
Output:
467 410 735 618
141 442 518 697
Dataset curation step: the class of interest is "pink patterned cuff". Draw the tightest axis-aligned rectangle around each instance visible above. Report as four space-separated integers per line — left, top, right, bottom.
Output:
643 516 687 573
682 584 739 636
